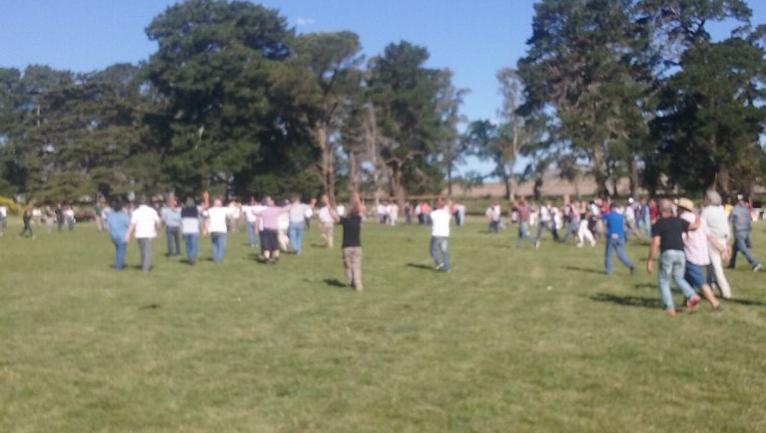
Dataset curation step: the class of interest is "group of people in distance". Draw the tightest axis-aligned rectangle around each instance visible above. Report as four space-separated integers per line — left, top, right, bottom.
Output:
99 192 367 291
5 203 78 239
508 191 761 316
6 188 761 308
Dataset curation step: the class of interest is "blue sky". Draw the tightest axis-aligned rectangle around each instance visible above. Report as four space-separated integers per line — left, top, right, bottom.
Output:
1 0 764 176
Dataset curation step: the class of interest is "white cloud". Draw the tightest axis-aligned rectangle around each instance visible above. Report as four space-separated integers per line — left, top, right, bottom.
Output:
295 17 315 26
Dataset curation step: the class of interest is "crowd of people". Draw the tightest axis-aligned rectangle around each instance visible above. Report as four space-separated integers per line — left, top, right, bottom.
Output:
3 189 762 310
502 192 761 315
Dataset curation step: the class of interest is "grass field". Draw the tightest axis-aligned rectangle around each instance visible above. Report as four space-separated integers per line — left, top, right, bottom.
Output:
1 217 765 433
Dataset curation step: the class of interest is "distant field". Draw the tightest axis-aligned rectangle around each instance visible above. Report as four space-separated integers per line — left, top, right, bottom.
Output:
1 218 765 433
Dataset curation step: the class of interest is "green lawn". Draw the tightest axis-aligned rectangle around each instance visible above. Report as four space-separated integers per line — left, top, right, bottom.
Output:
1 218 765 433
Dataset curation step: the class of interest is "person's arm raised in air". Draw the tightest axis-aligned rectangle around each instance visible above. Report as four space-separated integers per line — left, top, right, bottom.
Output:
325 195 341 224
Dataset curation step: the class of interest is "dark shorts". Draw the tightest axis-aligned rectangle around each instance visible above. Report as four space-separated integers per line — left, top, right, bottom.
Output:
261 229 279 252
684 262 707 288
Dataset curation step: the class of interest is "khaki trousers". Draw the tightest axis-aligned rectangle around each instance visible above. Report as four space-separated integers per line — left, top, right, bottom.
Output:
709 235 732 298
320 222 334 248
342 247 363 291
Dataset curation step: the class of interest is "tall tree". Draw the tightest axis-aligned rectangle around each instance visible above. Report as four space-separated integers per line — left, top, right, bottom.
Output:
518 0 650 197
652 35 766 194
24 64 142 202
142 0 294 198
434 68 469 196
367 41 442 205
270 31 363 203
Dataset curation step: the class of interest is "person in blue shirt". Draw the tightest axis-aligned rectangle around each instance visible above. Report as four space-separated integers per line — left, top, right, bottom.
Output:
105 201 131 270
602 202 635 275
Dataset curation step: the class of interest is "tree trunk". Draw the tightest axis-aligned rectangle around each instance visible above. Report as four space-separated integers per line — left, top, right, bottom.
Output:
316 124 336 204
388 161 406 210
627 153 639 198
592 146 609 197
348 148 358 196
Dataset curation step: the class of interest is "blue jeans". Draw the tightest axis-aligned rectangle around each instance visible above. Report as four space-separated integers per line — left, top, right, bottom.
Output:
604 236 633 275
112 239 127 270
166 226 180 256
211 232 227 263
247 222 259 247
729 231 760 268
658 250 697 310
637 215 650 238
516 222 536 247
562 218 579 243
288 222 305 254
184 233 199 263
430 236 450 271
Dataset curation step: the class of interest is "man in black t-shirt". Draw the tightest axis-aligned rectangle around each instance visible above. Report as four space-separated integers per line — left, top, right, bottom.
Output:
646 199 701 316
328 194 364 292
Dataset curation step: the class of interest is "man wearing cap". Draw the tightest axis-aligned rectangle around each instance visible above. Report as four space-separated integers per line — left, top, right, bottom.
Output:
602 202 635 275
729 194 762 272
646 199 702 316
677 198 723 311
701 190 734 298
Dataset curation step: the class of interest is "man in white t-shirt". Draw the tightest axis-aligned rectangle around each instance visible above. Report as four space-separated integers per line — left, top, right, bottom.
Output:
124 197 161 273
203 192 233 263
242 197 263 248
430 199 452 272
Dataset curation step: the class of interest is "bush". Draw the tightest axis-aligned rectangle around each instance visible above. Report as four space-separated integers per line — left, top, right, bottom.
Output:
0 195 20 215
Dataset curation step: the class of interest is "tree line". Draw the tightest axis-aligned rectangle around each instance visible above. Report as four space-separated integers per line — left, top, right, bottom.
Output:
1 0 765 206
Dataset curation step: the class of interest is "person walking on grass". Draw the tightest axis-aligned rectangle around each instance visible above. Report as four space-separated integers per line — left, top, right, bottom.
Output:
287 196 313 255
181 197 201 265
677 198 722 311
512 196 537 248
486 202 501 233
646 199 702 316
603 202 635 275
105 202 130 270
202 192 233 264
701 190 734 298
317 194 336 248
327 193 364 291
18 208 35 239
429 199 452 272
125 197 161 273
728 194 762 272
161 195 182 257
252 196 292 264
64 205 76 231
577 201 596 248
561 196 580 244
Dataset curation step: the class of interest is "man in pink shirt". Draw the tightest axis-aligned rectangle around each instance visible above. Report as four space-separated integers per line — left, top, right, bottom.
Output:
677 198 723 311
252 196 292 264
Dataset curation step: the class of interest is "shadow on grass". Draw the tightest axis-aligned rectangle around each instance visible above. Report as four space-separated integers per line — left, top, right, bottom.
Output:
590 293 664 310
634 283 656 290
323 278 347 288
563 265 604 275
139 303 160 310
406 263 434 271
726 298 766 307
